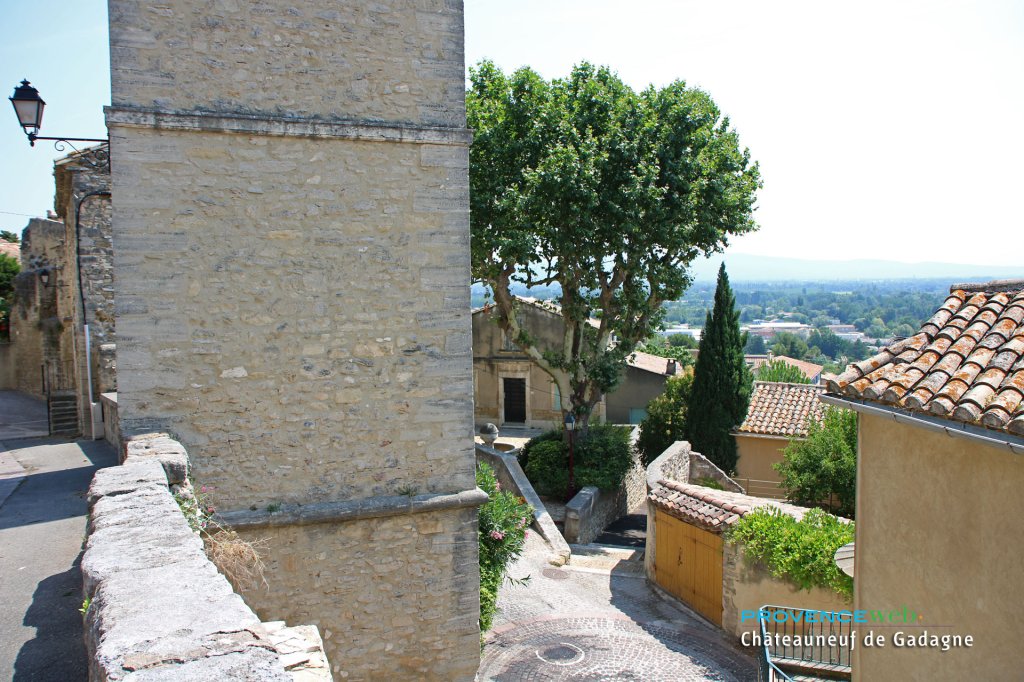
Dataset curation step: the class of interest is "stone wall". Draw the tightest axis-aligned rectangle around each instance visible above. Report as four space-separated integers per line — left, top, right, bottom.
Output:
9 217 74 399
54 153 115 436
475 444 570 564
645 439 744 494
563 426 647 545
83 433 329 680
0 343 12 389
106 1 480 678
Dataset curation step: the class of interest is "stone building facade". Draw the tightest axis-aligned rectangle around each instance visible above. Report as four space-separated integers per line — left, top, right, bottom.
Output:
4 151 114 437
106 1 480 679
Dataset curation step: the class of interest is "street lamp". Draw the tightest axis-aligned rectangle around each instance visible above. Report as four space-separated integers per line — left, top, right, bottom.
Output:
564 412 577 500
10 80 44 140
9 79 109 167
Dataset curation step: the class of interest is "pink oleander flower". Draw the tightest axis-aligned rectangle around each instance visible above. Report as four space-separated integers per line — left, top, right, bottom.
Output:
489 530 505 541
495 482 501 491
206 506 215 514
200 486 208 493
524 530 529 539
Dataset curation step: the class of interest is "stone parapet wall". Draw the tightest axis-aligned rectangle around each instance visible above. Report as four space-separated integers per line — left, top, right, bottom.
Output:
82 433 329 680
476 444 570 564
645 439 743 493
563 426 646 545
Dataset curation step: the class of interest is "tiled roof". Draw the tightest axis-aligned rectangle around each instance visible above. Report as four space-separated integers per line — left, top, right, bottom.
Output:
648 479 811 533
0 241 19 260
749 355 823 382
627 351 680 376
736 381 826 438
827 280 1024 437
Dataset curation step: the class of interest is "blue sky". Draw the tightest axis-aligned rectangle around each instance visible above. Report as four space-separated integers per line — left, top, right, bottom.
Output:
2 0 1022 267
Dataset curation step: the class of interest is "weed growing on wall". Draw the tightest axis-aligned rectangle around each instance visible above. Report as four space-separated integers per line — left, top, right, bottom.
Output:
174 480 267 592
727 507 854 598
477 462 533 632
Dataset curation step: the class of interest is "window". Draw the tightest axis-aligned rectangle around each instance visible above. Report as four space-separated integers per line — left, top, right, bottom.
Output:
501 330 518 352
552 383 561 411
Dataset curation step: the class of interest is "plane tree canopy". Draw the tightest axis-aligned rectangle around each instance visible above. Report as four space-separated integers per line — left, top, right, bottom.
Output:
467 60 761 426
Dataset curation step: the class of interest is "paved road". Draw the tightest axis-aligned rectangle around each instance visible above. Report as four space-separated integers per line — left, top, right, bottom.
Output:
0 392 49 441
479 533 757 681
0 437 117 681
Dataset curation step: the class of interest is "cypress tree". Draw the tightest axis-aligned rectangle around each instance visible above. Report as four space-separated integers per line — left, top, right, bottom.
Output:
685 263 751 473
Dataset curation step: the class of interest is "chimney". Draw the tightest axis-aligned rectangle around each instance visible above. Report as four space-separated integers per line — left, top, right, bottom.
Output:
667 359 677 376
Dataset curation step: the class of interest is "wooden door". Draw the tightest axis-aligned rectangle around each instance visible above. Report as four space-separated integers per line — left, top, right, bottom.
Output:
503 378 526 423
654 509 723 626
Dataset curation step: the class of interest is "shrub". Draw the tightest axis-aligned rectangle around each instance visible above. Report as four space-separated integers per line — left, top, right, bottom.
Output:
727 507 854 597
517 427 561 472
523 424 634 497
477 462 533 631
775 407 857 518
636 371 694 465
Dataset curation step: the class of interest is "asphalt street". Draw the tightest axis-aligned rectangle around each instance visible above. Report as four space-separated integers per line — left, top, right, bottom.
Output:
0 431 116 681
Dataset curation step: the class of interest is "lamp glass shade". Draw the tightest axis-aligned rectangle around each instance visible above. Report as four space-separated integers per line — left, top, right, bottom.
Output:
10 80 45 132
38 270 50 287
564 412 576 430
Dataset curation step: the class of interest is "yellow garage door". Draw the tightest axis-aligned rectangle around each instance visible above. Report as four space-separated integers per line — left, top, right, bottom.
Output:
654 509 723 626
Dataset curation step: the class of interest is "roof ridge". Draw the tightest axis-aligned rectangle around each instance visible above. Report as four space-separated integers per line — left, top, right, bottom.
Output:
950 279 1024 294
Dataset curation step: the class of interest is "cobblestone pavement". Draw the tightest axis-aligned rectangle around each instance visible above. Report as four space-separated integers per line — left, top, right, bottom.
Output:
478 533 757 681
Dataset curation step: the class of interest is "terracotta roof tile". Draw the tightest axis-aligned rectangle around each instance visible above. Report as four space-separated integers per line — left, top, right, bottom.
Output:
827 279 1024 438
627 351 678 376
736 382 826 438
648 479 815 532
0 241 19 260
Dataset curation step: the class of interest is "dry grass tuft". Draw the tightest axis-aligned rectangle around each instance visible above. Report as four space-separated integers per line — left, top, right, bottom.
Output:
205 530 269 592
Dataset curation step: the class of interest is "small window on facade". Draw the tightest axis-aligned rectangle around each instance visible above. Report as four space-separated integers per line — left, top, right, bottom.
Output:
501 330 518 351
552 383 561 411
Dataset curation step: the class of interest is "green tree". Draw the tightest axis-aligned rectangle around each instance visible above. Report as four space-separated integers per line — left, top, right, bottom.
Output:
636 338 695 369
774 407 857 518
666 333 699 349
0 231 19 243
744 333 767 354
770 331 810 360
0 254 19 342
0 254 18 300
755 358 810 383
684 264 751 472
637 370 695 465
468 61 760 428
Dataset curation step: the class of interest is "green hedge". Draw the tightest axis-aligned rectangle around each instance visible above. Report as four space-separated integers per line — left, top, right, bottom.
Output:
522 424 633 498
727 507 854 598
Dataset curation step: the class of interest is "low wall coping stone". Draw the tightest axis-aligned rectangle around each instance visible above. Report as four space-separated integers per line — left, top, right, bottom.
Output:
82 434 330 681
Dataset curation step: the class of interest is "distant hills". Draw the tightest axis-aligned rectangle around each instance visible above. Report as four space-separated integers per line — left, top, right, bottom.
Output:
690 253 1021 282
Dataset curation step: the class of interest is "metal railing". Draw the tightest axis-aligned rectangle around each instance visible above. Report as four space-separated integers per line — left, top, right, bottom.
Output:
756 604 853 681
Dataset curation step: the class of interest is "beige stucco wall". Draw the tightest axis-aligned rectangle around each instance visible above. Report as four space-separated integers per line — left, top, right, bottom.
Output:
853 413 1024 681
734 434 787 497
722 542 851 643
605 365 666 424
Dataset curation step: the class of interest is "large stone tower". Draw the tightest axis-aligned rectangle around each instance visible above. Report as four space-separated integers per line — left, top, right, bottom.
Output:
106 1 480 678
